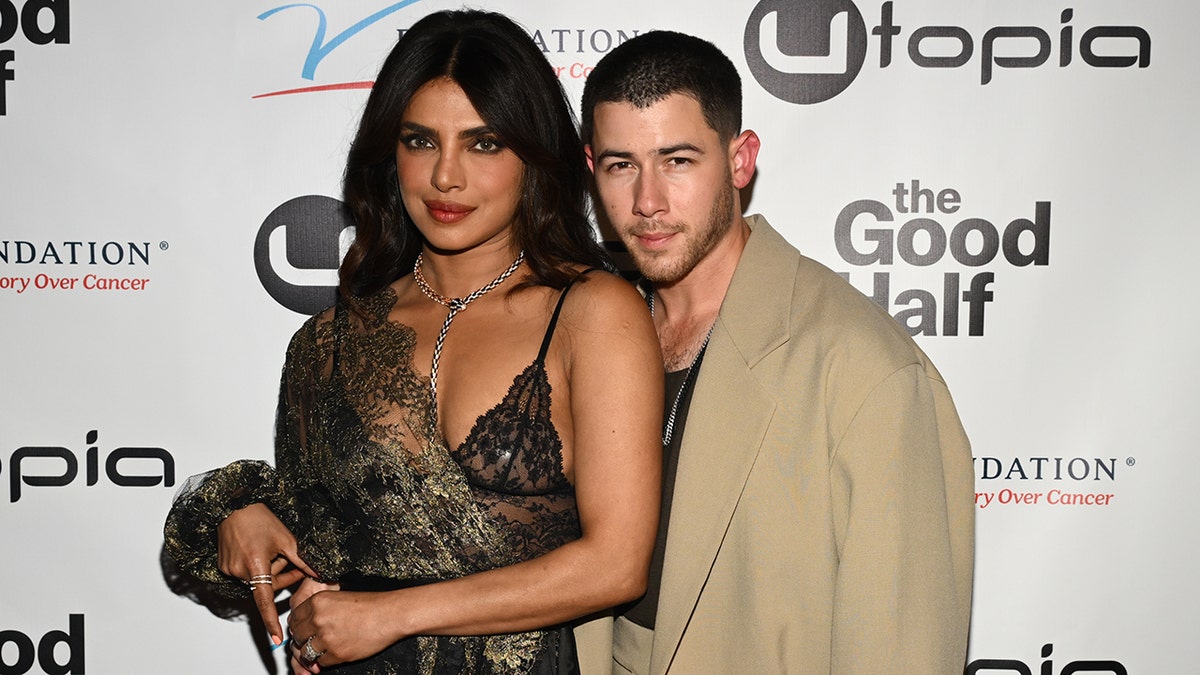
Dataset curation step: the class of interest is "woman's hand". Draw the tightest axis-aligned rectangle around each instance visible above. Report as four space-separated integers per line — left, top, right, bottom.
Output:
290 577 340 613
288 589 401 671
287 578 341 674
217 503 316 646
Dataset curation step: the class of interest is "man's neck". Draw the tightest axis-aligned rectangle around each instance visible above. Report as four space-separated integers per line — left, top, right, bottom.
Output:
653 217 750 370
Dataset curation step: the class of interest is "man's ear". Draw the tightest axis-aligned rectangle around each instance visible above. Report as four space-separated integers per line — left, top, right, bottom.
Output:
584 144 596 173
729 130 760 189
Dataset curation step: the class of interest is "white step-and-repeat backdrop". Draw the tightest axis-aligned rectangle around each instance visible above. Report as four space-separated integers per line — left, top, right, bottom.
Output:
3 1 1196 673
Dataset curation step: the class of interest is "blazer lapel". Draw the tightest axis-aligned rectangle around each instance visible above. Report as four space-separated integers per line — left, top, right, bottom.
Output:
649 329 775 674
649 216 799 674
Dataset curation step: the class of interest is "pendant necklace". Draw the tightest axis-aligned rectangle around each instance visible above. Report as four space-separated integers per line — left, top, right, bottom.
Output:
413 250 525 407
649 291 714 447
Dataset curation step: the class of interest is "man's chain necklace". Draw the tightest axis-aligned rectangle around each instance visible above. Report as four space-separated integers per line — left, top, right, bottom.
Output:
649 292 714 447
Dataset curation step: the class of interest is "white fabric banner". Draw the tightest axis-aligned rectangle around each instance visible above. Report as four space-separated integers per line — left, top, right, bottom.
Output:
2 1 1195 672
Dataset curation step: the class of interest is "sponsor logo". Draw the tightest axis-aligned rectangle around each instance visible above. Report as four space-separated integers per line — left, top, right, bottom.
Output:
745 0 868 104
972 456 1133 510
835 179 1048 337
967 643 1126 674
745 0 1151 104
530 27 644 82
530 27 643 54
0 614 83 675
0 240 154 266
252 0 425 98
0 0 69 116
253 0 644 98
2 430 175 503
975 456 1120 482
253 195 353 315
0 240 165 295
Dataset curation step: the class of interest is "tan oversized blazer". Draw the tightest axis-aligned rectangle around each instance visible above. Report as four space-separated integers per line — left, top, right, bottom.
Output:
577 215 974 674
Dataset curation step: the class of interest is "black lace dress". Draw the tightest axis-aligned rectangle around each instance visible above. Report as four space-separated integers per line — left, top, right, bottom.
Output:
164 284 583 674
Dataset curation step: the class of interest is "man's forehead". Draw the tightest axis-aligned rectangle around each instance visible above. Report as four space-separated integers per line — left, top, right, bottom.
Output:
593 92 703 120
590 94 715 149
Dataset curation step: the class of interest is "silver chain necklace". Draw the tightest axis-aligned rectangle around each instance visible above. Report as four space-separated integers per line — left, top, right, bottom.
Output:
413 250 525 407
649 292 714 447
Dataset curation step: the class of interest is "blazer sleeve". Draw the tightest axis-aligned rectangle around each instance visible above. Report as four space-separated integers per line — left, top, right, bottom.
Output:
828 362 974 674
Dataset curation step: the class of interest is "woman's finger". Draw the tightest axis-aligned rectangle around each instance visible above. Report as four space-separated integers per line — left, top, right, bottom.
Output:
290 651 320 675
278 546 319 579
247 572 284 646
290 634 323 674
270 557 307 589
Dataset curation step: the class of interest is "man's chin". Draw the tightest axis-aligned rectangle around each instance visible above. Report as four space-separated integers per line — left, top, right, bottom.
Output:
634 259 687 284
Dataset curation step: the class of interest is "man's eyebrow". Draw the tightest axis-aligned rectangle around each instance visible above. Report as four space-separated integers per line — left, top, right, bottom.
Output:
594 143 704 162
595 149 635 162
656 143 704 156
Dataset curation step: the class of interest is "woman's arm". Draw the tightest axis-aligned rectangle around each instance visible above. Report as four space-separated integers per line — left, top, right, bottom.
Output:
198 313 330 645
288 274 663 667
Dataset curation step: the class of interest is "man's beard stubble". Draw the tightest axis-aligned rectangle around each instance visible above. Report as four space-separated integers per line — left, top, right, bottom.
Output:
628 178 736 284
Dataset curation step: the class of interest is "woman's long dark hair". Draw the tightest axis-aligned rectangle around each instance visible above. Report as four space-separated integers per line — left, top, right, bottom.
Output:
339 10 608 301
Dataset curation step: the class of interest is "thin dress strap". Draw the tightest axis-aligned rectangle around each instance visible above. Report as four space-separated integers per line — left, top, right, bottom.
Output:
535 269 601 363
536 282 574 364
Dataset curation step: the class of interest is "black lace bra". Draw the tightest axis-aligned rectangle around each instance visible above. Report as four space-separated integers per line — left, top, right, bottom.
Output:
449 281 576 497
322 278 584 563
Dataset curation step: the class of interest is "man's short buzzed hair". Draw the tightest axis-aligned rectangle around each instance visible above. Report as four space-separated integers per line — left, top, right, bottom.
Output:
580 30 742 145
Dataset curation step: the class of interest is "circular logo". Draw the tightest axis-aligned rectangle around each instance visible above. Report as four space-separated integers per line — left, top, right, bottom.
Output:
253 195 354 315
744 0 868 104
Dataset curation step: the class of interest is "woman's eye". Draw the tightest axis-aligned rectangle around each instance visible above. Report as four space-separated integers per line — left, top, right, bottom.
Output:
474 137 502 153
401 135 433 150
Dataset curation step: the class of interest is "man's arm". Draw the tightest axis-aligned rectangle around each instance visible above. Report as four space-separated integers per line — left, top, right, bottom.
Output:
828 362 974 673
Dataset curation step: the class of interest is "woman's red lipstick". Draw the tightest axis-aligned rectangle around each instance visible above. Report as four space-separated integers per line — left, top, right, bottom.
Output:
426 200 474 223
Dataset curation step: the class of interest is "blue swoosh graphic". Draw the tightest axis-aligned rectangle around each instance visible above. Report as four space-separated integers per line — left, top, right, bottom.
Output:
259 0 425 80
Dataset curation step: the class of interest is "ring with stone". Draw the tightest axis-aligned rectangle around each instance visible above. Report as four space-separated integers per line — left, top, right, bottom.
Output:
302 636 324 663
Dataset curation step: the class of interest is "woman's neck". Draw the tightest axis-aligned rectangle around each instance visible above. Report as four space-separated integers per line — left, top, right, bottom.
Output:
415 242 524 300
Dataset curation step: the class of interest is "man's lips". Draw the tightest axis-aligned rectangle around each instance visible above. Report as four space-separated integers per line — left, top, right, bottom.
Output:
632 229 678 250
426 201 475 223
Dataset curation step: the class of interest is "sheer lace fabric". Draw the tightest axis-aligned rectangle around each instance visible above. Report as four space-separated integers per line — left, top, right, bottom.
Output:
165 287 581 674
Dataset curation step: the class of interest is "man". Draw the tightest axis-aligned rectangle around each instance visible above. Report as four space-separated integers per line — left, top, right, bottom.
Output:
574 31 975 674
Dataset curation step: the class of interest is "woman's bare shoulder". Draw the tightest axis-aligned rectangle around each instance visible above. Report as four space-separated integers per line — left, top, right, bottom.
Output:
559 270 648 327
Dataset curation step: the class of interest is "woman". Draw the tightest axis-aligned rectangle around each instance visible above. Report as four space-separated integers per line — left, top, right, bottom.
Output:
164 10 662 674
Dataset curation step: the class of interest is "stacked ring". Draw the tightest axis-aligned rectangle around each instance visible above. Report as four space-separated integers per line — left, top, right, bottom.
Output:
247 574 274 588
